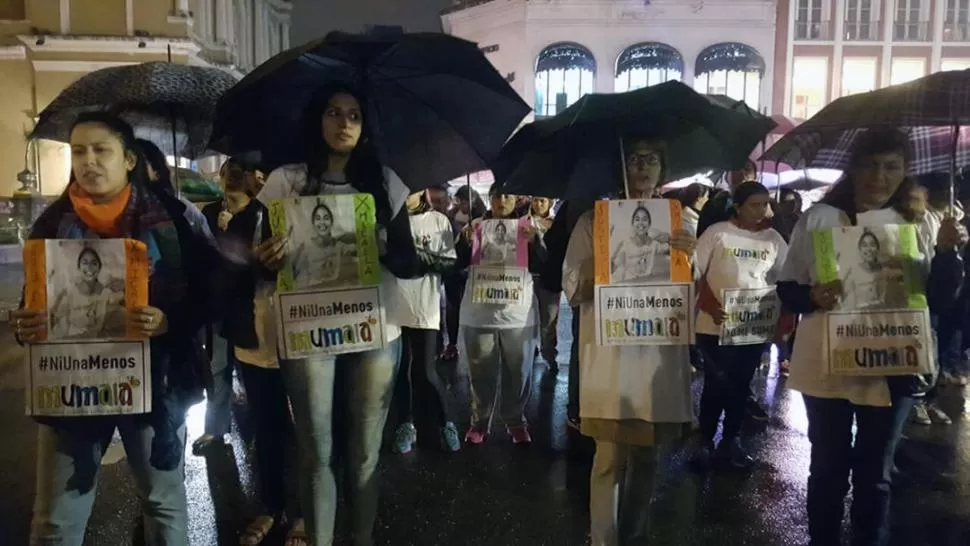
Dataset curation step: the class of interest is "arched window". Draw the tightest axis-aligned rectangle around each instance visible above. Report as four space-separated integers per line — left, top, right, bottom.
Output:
614 42 684 92
534 43 596 117
694 43 765 110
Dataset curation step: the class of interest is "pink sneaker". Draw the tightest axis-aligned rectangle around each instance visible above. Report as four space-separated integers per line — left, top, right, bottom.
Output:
508 425 532 444
464 427 487 445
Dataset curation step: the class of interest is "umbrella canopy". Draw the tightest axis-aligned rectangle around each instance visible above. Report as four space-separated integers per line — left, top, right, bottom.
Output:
210 31 530 191
30 62 238 158
762 69 970 169
494 81 775 199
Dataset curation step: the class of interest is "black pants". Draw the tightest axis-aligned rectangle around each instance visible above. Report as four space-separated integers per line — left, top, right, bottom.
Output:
394 327 452 430
237 362 293 517
804 395 915 546
567 307 581 421
696 334 765 444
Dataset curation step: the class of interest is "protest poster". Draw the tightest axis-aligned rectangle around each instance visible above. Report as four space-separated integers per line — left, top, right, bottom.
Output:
469 218 529 305
21 239 152 416
812 224 924 311
594 283 693 346
593 199 691 285
24 340 152 416
719 287 780 346
23 238 149 341
826 309 934 376
268 194 380 292
275 286 387 359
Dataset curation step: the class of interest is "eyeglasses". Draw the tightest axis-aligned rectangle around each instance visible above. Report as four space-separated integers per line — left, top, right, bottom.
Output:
627 153 661 167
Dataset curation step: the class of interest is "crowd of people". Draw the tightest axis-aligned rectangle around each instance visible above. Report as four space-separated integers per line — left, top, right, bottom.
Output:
10 85 970 546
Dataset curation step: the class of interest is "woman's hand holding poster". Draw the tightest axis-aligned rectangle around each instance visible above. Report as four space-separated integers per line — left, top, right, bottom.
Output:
592 199 693 346
812 223 933 376
268 194 386 359
22 239 151 417
469 218 530 305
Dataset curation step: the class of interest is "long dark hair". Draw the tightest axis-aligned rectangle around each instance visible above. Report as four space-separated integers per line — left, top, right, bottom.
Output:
821 128 923 222
300 84 390 222
135 138 174 194
677 183 710 211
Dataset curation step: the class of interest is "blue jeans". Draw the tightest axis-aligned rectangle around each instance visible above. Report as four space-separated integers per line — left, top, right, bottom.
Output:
204 336 236 437
30 420 187 545
804 394 915 546
280 339 401 546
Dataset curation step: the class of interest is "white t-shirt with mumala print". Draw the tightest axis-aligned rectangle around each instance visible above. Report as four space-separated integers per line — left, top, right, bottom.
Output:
394 210 456 329
694 221 789 336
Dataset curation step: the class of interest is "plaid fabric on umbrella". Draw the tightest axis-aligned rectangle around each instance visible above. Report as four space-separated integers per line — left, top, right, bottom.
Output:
31 62 239 158
805 126 970 175
763 70 970 168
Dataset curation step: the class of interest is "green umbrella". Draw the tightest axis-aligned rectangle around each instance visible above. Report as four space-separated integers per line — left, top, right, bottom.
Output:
174 168 223 202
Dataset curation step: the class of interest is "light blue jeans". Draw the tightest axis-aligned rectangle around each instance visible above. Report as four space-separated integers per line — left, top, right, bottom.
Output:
30 420 187 546
280 338 401 546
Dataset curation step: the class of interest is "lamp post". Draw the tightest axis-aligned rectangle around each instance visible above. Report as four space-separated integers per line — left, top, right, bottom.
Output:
11 139 44 241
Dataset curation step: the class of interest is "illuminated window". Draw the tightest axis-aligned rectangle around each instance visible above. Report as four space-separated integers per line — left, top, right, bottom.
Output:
845 0 878 40
941 59 970 71
614 43 683 92
895 0 928 40
795 0 827 39
841 58 877 96
791 57 828 119
890 58 926 84
693 43 765 110
534 43 595 117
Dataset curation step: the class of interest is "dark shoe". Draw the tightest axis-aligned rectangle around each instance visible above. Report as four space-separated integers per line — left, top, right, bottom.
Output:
717 438 755 470
688 438 715 473
746 398 769 422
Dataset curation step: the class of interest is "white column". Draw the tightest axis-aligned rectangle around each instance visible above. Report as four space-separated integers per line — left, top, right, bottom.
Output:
783 0 795 115
880 0 893 86
59 0 70 34
832 0 845 100
930 0 945 71
216 0 232 44
125 0 134 35
176 0 190 14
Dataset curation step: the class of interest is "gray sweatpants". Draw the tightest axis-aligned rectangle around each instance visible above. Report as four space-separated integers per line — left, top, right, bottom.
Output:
460 325 538 429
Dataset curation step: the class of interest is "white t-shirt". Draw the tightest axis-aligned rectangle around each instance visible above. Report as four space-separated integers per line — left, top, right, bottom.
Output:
256 163 410 348
394 209 456 329
694 221 788 336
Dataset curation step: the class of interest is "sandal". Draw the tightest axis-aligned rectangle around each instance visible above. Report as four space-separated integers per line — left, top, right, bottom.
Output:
239 515 275 546
285 518 308 546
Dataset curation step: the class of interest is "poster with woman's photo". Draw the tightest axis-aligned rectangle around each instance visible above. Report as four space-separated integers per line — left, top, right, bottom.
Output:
813 224 924 312
593 199 691 285
21 239 152 416
268 194 381 292
591 199 693 347
469 218 530 305
813 224 933 377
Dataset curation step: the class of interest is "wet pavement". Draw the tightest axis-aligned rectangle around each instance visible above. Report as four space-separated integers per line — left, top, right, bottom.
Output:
0 301 969 545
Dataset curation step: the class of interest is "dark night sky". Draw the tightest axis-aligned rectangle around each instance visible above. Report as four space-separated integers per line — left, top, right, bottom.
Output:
290 0 453 45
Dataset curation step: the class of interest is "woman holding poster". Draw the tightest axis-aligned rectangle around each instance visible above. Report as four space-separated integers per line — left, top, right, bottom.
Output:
253 85 432 545
563 137 697 546
776 129 967 546
456 185 541 445
11 112 219 545
693 181 788 470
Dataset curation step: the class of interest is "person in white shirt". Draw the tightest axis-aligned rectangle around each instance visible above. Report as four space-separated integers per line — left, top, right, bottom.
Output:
457 185 541 445
390 189 460 454
692 181 788 470
253 85 425 546
563 138 697 546
776 129 966 546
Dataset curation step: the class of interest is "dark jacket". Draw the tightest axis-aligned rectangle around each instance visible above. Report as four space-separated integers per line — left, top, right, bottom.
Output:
697 189 732 238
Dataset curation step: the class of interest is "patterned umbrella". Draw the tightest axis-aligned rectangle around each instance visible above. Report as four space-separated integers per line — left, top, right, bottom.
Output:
31 62 239 158
761 69 970 170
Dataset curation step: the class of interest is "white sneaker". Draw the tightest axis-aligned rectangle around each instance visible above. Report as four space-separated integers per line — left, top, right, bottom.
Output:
911 403 932 425
927 404 952 425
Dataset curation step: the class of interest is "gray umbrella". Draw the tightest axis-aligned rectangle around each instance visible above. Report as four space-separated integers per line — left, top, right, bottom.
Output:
30 62 238 158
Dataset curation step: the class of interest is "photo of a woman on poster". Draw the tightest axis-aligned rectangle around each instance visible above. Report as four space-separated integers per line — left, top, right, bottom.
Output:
290 201 357 287
49 245 126 339
609 202 671 283
480 219 518 266
838 228 907 310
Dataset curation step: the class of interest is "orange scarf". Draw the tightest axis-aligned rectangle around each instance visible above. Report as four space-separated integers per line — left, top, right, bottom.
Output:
67 183 132 237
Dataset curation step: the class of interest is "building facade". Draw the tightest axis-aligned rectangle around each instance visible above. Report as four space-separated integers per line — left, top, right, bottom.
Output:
441 0 779 119
777 0 970 119
0 0 292 197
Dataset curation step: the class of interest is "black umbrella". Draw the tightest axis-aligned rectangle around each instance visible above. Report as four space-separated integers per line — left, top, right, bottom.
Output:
493 81 775 199
209 30 530 191
30 62 238 158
